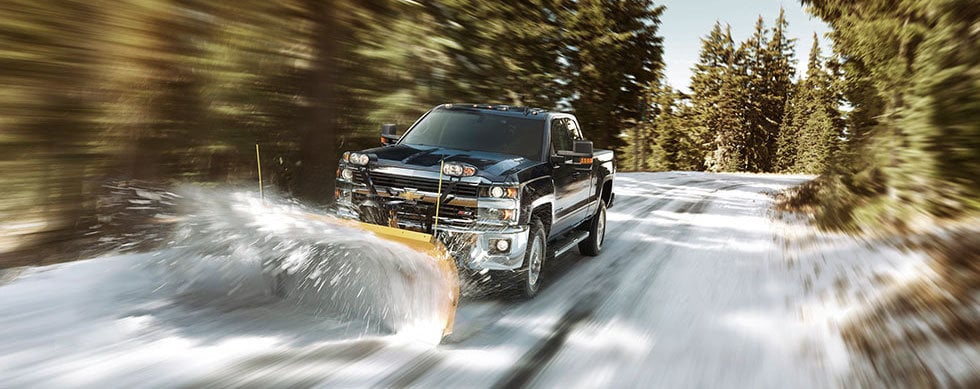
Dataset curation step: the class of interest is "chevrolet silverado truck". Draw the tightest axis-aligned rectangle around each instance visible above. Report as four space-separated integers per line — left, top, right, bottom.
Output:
335 103 615 297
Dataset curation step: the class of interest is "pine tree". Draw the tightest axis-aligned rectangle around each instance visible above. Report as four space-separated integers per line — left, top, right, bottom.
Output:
775 34 841 174
691 23 746 172
425 0 563 108
648 82 678 170
563 0 665 150
777 34 816 172
775 81 803 172
619 79 664 172
651 88 703 171
738 11 796 172
741 16 769 172
620 78 705 172
802 0 979 223
760 9 795 171
720 29 754 172
670 95 706 170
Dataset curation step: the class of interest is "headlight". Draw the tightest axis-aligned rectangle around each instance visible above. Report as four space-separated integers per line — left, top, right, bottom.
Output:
485 185 518 199
349 152 370 166
340 168 354 180
442 161 476 177
478 207 517 223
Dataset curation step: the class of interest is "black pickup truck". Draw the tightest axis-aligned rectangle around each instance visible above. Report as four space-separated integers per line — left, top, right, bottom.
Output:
336 104 615 297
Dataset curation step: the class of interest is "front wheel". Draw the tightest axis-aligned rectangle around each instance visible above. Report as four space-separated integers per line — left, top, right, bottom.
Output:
578 201 606 256
516 218 547 298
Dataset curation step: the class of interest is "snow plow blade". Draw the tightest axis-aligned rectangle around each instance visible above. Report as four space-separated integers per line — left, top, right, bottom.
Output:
341 220 459 337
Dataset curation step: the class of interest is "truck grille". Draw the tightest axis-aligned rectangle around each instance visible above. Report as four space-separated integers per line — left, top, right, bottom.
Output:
365 172 480 197
394 203 477 230
350 193 478 231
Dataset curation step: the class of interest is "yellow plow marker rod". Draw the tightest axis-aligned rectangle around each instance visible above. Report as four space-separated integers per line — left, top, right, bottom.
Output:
255 143 264 203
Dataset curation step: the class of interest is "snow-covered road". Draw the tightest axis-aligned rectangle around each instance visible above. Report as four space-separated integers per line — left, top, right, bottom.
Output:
4 172 962 387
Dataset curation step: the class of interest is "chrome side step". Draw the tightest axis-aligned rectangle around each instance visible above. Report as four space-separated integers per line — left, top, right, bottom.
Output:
550 230 590 258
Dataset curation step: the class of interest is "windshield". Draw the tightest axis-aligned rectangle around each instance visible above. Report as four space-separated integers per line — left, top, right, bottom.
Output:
400 109 545 160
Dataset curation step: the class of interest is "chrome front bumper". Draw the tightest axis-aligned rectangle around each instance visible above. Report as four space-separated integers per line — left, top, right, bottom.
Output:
336 166 528 271
334 210 530 270
439 225 529 271
336 200 529 270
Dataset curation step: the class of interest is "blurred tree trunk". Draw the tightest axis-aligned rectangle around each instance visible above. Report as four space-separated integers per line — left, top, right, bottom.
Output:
296 0 340 204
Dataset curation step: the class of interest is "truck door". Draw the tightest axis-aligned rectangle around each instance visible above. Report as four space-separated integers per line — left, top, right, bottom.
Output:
549 117 592 236
564 118 597 216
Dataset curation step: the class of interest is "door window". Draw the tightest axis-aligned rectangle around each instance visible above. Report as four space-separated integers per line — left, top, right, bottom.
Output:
550 118 573 153
565 118 583 141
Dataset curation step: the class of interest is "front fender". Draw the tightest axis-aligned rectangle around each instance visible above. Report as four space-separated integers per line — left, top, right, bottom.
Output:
519 176 555 225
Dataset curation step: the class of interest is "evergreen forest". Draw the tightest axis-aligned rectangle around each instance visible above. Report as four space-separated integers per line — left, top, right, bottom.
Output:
1 0 976 261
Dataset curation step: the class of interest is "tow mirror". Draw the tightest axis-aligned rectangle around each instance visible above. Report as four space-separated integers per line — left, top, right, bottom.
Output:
380 123 399 146
555 140 595 169
573 140 593 155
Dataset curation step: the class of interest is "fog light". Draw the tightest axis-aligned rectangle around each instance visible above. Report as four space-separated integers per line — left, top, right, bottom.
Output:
494 239 510 252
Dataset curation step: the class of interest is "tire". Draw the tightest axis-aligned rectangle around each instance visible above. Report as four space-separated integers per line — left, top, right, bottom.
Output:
578 201 606 256
515 217 547 298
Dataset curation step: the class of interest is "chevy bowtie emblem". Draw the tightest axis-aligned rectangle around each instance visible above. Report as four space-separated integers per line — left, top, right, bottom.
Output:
398 188 424 202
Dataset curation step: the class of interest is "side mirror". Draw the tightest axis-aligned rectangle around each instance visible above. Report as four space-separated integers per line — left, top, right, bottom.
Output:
380 123 399 146
555 140 595 169
573 140 593 155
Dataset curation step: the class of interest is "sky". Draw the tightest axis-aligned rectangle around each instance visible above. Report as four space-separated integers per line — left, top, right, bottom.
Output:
658 0 832 93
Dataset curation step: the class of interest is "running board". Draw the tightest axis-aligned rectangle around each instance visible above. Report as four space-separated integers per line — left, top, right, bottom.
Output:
550 230 590 258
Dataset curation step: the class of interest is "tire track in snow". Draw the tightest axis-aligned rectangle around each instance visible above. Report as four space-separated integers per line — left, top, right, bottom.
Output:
522 178 785 387
377 350 444 387
189 339 386 387
521 180 757 387
372 176 734 387
438 177 701 345
492 178 736 388
384 175 709 387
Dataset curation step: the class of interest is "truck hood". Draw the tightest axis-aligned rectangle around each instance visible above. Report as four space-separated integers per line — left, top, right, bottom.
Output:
366 144 540 179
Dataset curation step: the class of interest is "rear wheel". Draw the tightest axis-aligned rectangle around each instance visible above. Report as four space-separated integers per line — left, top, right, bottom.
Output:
516 218 547 298
578 202 606 256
